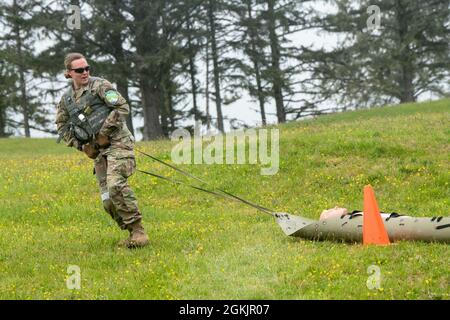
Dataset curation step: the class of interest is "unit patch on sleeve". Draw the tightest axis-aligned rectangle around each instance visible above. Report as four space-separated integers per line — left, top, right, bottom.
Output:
105 90 120 105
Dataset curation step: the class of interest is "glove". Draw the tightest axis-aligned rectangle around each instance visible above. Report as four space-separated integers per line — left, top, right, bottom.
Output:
82 143 100 159
68 137 83 152
96 133 111 148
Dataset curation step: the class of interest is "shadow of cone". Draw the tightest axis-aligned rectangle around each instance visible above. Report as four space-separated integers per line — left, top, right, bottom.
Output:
363 185 391 246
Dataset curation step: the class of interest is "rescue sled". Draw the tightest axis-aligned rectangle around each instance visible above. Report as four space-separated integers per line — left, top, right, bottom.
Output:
275 212 450 243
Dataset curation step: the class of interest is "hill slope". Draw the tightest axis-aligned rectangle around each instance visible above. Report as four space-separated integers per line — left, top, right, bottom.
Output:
0 99 448 299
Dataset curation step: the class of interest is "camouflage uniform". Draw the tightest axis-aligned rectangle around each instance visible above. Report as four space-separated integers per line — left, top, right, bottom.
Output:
56 77 142 231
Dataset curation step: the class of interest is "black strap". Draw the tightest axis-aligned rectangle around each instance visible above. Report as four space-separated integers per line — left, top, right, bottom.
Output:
138 150 208 185
137 169 227 199
136 150 276 216
347 210 405 221
137 169 275 216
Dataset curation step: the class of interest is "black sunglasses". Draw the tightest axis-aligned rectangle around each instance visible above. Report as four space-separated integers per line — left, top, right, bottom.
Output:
70 66 91 74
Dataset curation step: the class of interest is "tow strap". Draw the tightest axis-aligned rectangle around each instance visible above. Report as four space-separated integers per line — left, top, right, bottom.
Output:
136 149 276 216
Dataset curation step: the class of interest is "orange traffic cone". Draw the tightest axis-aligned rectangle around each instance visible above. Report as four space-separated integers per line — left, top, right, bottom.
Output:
363 185 390 245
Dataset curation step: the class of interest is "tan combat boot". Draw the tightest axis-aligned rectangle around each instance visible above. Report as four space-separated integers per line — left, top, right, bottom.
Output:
117 232 132 248
125 220 149 248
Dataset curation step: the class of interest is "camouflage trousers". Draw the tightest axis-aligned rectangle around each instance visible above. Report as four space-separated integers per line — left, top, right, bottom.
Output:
94 154 142 230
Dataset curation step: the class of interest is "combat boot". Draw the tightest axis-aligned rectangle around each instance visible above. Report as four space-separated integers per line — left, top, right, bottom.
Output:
117 232 132 248
126 220 149 248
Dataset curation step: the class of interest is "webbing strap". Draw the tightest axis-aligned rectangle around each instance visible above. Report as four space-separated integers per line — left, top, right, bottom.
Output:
138 150 208 184
137 169 274 216
136 150 275 216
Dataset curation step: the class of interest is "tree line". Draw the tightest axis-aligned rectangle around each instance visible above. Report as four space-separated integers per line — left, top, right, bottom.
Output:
0 0 448 139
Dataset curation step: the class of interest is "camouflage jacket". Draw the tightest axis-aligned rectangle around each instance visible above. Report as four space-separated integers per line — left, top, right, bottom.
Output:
55 77 135 159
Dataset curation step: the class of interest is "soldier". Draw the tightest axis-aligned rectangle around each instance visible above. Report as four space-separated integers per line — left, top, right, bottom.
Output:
56 52 149 248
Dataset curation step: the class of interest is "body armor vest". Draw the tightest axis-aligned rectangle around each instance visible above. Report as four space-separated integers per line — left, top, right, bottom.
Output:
63 77 111 144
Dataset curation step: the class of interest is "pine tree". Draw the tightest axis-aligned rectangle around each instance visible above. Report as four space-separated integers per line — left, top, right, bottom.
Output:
85 0 136 136
0 57 16 137
128 0 198 139
206 0 226 132
305 0 450 108
178 1 208 124
227 0 315 124
227 0 270 126
0 0 34 137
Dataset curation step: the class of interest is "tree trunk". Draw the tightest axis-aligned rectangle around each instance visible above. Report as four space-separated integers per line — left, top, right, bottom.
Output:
187 21 199 122
107 0 134 136
267 0 285 123
205 39 211 130
399 62 415 103
133 0 164 140
13 0 30 137
207 0 224 133
167 86 175 131
159 78 175 136
140 77 164 140
18 67 30 137
116 79 135 135
0 106 7 137
246 0 267 126
189 54 199 121
395 0 416 103
159 80 170 136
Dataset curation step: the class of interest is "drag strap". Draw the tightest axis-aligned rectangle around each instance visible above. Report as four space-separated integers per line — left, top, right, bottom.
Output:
137 169 274 216
136 150 275 216
138 150 208 184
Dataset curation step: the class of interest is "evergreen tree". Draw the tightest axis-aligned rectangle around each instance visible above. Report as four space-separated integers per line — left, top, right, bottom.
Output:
0 56 16 137
1 0 33 137
305 0 450 108
228 0 315 124
85 0 136 136
205 0 226 132
177 1 208 125
227 0 270 125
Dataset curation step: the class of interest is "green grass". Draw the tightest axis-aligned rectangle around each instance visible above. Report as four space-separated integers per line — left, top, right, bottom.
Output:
0 99 449 300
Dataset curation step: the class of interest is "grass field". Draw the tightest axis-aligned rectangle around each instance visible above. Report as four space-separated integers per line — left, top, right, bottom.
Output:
0 99 449 300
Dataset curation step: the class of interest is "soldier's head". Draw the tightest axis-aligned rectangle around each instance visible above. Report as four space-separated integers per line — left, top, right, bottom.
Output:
64 53 90 88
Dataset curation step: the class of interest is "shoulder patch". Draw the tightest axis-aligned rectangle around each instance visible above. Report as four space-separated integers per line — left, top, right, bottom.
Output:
105 90 120 105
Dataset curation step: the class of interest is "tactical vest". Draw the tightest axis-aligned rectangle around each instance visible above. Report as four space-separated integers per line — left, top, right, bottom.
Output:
63 77 111 144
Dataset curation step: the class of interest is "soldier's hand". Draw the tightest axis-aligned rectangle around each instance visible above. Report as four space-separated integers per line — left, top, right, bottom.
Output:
83 143 100 159
68 138 83 151
76 142 83 152
96 133 111 148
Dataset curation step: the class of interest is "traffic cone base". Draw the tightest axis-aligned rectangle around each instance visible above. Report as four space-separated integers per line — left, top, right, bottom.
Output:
363 185 391 246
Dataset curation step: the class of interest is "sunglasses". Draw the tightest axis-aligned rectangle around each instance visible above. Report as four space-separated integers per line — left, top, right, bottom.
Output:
70 66 91 74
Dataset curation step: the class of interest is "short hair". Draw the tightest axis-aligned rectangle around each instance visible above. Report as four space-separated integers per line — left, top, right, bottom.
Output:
64 53 86 79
